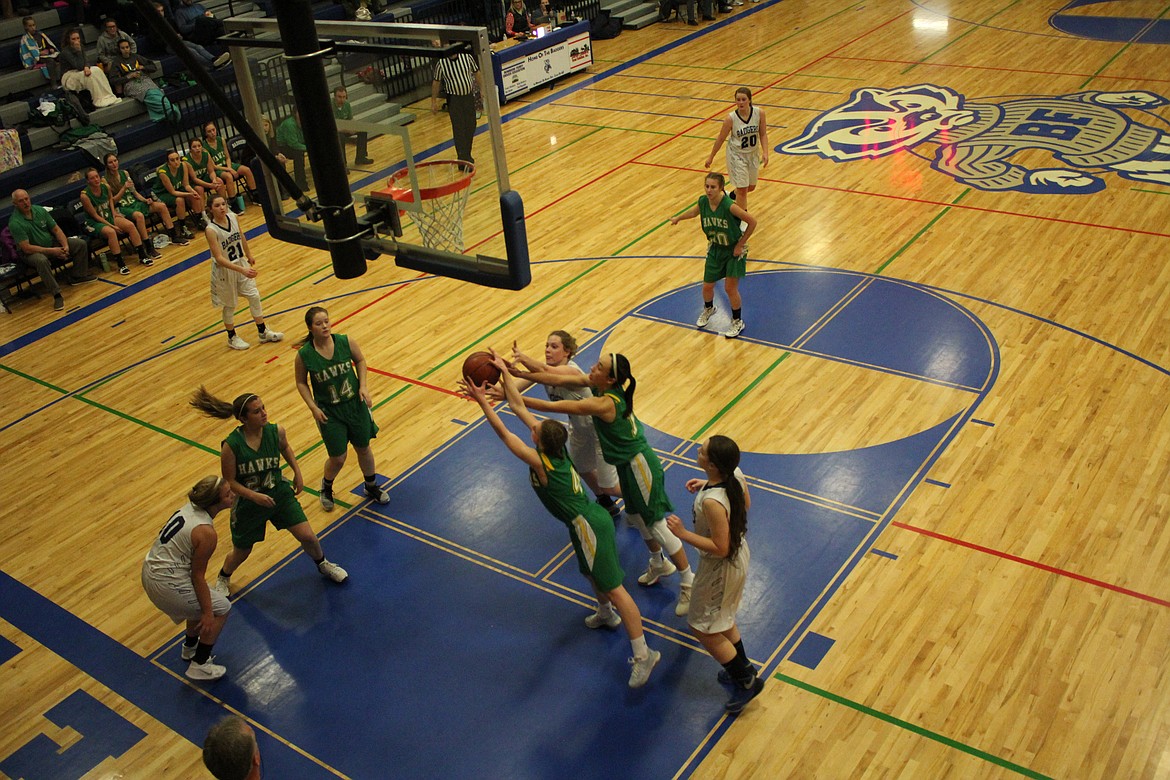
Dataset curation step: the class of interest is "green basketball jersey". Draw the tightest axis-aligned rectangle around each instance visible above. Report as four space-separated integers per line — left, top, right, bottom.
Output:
153 164 184 196
80 182 114 223
184 151 213 180
298 334 360 407
225 423 283 494
109 170 136 210
205 137 229 168
591 388 649 465
698 194 742 252
530 450 591 527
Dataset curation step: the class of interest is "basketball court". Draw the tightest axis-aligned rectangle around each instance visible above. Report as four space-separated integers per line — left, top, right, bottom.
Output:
2 1 1170 777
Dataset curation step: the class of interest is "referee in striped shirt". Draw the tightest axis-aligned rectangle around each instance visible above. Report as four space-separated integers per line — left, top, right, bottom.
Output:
431 41 482 169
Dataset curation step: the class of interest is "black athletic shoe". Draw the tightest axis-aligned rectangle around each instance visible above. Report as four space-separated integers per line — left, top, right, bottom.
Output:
725 675 764 713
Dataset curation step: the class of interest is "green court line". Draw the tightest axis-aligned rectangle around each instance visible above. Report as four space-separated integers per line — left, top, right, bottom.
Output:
900 0 1024 75
1133 187 1170 197
1077 2 1170 90
0 362 68 394
729 1 866 68
691 352 791 441
774 673 1054 779
872 189 968 276
76 395 219 455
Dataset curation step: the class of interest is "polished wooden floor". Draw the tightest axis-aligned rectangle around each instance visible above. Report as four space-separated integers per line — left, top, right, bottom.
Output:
3 0 1170 776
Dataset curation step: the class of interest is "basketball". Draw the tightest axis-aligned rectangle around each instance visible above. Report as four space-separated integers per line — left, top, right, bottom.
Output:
463 351 500 386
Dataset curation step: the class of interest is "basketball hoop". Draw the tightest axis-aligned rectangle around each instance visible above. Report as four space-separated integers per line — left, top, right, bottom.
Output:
384 160 475 253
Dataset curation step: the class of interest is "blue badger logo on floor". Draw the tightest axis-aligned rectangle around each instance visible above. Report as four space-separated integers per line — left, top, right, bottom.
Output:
779 84 1170 194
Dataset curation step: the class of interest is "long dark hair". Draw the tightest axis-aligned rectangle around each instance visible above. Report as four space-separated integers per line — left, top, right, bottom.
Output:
706 435 747 559
296 306 328 348
190 386 258 421
609 353 636 419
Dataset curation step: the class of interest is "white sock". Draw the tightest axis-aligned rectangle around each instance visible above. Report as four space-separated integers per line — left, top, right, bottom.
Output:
678 567 694 585
651 551 665 564
630 635 648 659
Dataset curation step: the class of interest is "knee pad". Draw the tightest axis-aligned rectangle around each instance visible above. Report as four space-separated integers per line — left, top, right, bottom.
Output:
245 292 263 319
627 513 653 541
222 306 235 326
649 520 683 556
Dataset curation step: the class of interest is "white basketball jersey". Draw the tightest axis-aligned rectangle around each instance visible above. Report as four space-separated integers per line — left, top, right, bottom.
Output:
727 107 761 159
143 501 213 585
208 212 249 277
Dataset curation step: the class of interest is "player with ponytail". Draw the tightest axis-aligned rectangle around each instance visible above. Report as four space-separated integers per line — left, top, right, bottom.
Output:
461 356 661 688
666 434 761 712
502 351 697 618
190 386 349 597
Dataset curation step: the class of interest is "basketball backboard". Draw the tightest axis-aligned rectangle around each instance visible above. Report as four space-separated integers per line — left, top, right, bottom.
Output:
221 16 530 288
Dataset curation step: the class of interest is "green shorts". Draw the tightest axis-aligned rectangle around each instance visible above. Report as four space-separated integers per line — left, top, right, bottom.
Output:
569 503 625 592
229 481 308 548
154 190 177 208
703 247 746 284
317 398 379 457
118 201 149 219
614 448 673 524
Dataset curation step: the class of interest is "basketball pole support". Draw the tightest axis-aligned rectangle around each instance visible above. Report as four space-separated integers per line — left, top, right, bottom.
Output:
131 0 369 279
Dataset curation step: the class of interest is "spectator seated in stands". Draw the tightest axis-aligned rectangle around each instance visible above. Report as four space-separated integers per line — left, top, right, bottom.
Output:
8 189 96 312
109 39 180 122
505 0 534 39
275 107 308 191
104 152 191 248
175 0 226 48
333 86 373 168
19 16 59 81
95 18 137 68
144 0 230 69
80 167 156 275
59 27 121 109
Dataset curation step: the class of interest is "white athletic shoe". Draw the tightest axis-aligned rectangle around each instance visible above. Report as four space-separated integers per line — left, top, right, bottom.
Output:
228 334 250 350
637 556 677 586
212 575 231 598
584 606 622 629
186 658 227 681
318 559 349 583
696 306 716 328
675 583 693 617
723 319 745 339
259 329 284 343
628 649 661 688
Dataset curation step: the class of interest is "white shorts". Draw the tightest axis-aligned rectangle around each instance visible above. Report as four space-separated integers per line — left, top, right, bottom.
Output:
142 564 232 623
210 264 258 308
569 429 618 489
686 543 749 634
725 151 759 191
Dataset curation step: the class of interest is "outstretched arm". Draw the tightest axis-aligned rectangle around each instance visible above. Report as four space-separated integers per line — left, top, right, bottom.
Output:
495 356 539 431
460 378 543 471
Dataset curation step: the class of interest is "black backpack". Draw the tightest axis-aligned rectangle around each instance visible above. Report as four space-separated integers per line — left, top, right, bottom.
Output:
590 10 623 39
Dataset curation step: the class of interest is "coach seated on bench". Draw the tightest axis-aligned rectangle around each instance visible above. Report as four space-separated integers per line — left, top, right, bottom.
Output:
8 189 96 312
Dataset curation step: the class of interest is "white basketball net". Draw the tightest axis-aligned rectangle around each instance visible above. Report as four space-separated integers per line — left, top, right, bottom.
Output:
403 163 473 254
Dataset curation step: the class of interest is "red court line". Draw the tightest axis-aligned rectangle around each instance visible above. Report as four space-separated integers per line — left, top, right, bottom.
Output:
368 366 464 398
636 160 1170 239
331 273 428 327
827 54 1170 84
466 9 913 253
892 520 1170 608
